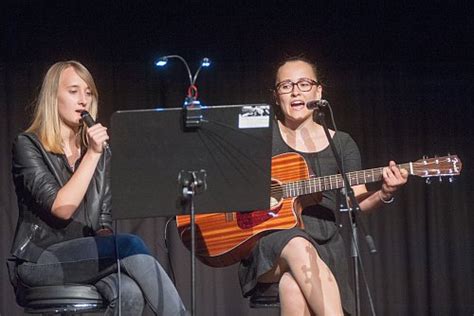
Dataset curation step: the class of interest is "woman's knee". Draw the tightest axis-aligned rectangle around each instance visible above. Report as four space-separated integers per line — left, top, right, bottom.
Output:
279 272 308 311
117 234 151 257
279 272 301 296
281 236 319 259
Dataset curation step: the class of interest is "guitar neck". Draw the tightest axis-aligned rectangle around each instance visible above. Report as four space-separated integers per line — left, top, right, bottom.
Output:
282 162 412 198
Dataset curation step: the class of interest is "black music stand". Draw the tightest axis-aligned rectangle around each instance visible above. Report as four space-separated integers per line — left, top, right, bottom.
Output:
110 104 273 315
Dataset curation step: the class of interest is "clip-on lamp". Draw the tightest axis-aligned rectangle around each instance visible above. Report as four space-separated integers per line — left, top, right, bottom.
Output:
155 55 211 129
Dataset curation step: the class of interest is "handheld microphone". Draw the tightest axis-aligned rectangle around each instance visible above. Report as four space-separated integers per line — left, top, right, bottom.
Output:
306 99 329 110
80 111 110 151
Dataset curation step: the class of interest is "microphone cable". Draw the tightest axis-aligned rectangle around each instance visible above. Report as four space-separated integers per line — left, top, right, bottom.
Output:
98 127 121 316
164 216 178 285
114 221 122 316
82 111 122 315
103 149 122 316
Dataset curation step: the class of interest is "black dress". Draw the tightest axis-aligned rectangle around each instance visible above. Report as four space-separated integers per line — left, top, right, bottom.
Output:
238 124 361 315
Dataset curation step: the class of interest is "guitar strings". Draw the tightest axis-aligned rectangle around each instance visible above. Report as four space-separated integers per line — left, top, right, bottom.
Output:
268 167 388 196
269 159 453 196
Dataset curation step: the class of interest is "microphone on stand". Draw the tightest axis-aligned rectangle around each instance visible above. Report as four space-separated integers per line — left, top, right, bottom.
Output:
306 99 329 110
80 111 110 152
307 99 330 124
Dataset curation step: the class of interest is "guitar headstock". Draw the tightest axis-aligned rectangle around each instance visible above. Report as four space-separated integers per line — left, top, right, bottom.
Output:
411 155 462 178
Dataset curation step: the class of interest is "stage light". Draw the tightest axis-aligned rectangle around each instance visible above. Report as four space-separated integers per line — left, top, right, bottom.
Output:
155 55 211 85
201 58 211 67
154 57 168 67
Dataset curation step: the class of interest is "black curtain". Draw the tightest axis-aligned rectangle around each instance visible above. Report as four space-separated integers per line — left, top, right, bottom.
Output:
1 60 472 315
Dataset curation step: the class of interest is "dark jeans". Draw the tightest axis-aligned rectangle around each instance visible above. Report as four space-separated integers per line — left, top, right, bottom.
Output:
16 233 186 315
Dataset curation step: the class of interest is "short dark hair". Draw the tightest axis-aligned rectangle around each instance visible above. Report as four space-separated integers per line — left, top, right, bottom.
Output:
273 54 320 85
272 55 322 121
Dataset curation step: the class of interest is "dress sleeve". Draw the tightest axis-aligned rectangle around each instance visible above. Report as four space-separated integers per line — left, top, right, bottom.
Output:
12 134 61 216
339 133 362 173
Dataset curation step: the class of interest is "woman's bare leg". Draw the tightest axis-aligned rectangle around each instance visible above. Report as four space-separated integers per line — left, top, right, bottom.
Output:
258 237 343 316
279 271 313 316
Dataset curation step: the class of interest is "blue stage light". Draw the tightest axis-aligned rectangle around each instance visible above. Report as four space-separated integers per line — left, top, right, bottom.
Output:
201 58 211 67
155 57 168 67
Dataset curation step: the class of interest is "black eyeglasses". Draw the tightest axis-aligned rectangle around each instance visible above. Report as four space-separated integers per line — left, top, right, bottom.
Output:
275 78 319 94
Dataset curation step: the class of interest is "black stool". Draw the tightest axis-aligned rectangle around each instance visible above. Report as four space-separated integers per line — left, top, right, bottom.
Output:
19 284 106 315
6 259 106 315
249 282 280 309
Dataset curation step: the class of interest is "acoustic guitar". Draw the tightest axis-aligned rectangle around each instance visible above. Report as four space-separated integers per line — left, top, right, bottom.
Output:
175 152 462 267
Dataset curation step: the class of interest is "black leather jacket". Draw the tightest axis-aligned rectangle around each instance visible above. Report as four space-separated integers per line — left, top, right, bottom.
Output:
10 132 112 262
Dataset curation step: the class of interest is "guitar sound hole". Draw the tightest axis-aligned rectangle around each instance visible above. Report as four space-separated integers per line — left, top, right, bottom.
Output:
271 179 283 207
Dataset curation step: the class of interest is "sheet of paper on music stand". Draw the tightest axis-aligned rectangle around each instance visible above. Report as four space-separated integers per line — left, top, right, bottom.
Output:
110 104 273 219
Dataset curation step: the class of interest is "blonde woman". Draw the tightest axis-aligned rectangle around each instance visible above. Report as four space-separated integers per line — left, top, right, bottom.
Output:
9 61 186 315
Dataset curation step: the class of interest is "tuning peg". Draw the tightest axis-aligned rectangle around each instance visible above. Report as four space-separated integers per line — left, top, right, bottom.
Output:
449 177 454 183
425 178 432 184
438 176 443 182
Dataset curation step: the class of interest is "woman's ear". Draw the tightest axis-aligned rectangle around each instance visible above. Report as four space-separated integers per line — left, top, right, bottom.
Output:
316 85 323 98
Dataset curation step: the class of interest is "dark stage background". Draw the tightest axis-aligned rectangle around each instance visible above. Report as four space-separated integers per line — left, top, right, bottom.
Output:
1 1 473 315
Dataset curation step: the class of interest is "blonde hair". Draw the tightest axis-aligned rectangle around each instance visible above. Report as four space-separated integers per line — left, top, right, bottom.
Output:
26 61 99 154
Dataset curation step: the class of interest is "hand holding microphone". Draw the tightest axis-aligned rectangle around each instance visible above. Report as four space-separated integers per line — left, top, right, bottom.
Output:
80 111 110 153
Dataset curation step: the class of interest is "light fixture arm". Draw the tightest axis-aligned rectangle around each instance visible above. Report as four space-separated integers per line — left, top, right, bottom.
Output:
161 55 194 85
155 55 211 88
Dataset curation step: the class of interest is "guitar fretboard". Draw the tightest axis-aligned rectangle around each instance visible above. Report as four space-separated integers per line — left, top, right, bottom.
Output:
282 163 411 198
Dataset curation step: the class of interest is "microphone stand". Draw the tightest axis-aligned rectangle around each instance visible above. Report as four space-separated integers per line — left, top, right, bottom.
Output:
313 108 365 316
179 171 206 316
